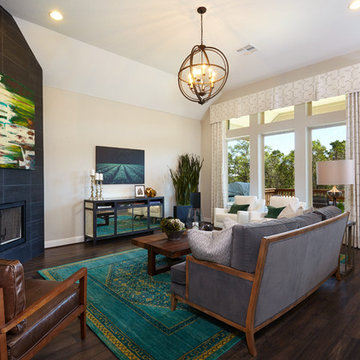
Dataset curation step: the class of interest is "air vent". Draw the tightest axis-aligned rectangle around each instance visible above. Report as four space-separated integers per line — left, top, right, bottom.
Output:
237 44 257 55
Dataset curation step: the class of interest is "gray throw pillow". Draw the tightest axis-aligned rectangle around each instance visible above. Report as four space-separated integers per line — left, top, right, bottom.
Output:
188 227 233 266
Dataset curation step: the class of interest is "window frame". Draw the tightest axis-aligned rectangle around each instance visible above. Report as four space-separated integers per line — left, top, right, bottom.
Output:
226 99 346 206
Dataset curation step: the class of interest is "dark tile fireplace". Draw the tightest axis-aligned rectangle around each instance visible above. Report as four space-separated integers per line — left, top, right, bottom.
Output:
0 7 44 262
0 201 25 250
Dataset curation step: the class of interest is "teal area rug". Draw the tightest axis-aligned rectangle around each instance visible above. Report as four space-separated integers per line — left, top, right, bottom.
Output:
39 249 242 359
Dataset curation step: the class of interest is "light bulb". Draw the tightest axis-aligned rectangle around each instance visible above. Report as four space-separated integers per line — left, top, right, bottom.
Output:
202 64 207 76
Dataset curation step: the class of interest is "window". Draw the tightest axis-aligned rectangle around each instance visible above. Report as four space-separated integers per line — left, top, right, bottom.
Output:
311 95 346 116
225 95 346 207
264 106 294 124
228 115 250 130
264 132 295 190
312 125 346 189
227 137 250 201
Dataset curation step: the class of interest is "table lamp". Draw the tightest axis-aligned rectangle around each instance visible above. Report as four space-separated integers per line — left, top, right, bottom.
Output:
316 160 355 206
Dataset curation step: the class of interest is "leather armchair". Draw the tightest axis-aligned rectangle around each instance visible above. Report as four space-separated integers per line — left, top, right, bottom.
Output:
0 259 87 360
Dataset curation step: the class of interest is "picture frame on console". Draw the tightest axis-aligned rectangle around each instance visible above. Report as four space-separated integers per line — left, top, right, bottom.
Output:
135 185 145 198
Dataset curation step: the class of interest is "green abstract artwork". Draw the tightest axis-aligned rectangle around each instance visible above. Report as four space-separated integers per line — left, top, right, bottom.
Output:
0 73 35 170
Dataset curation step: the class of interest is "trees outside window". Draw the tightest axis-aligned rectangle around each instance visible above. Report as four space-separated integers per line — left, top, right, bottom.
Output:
227 138 250 200
228 138 250 184
312 126 346 190
264 133 295 189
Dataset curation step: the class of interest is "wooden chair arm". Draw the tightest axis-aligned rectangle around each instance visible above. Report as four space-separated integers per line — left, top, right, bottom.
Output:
186 255 255 282
0 267 87 334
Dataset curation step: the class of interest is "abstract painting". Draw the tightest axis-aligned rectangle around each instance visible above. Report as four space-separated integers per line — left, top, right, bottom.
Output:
96 146 144 184
0 73 35 170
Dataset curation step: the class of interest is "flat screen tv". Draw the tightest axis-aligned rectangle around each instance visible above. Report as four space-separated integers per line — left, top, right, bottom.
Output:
96 146 144 184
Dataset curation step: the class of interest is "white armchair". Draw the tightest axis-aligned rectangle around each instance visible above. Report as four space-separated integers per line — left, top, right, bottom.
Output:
269 196 306 210
268 195 307 219
214 196 266 228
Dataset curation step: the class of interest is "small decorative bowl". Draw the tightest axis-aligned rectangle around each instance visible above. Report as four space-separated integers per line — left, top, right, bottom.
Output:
166 230 185 241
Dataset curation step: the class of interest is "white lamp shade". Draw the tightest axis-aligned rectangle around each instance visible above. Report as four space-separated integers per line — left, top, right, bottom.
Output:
316 160 355 185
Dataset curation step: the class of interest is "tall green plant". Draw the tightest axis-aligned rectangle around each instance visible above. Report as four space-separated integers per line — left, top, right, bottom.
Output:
170 154 203 205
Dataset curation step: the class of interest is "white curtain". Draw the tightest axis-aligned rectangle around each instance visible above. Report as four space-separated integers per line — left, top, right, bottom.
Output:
346 92 360 248
211 120 227 220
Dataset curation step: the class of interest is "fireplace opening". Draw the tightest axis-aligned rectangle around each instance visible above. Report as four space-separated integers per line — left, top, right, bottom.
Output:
0 202 25 249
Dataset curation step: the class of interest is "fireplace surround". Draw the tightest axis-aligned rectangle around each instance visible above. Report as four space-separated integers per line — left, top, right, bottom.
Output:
0 7 44 262
0 201 25 251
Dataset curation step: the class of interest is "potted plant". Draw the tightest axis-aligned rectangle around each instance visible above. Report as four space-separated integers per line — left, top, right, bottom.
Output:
160 217 185 240
170 153 203 222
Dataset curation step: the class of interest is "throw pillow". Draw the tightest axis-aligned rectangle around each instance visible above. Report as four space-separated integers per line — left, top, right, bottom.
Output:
223 218 238 229
228 204 250 214
188 227 233 266
265 205 286 219
278 204 305 219
278 204 296 219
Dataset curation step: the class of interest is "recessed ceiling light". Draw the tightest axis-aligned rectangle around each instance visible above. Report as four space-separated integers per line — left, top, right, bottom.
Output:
349 0 360 10
49 10 63 21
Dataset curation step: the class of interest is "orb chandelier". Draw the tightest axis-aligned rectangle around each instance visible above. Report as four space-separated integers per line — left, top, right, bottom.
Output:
178 7 229 105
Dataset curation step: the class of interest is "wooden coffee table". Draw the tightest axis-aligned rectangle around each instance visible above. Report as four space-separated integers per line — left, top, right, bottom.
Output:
131 232 191 276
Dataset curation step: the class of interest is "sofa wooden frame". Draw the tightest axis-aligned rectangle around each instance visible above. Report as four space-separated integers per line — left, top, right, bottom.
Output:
0 267 87 360
171 212 348 356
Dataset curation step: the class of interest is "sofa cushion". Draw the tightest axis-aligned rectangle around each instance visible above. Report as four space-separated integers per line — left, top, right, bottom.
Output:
188 227 233 266
295 212 322 228
0 259 26 334
7 279 79 360
231 218 299 273
171 261 186 285
171 282 186 299
313 206 342 220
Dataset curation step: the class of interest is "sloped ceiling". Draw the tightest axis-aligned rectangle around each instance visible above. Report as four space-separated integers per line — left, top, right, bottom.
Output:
2 0 360 119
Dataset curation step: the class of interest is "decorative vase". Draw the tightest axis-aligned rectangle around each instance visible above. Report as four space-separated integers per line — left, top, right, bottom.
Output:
166 230 185 241
145 187 157 197
173 205 192 223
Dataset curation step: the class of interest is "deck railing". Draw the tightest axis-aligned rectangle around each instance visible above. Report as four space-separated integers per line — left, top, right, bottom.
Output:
264 188 345 206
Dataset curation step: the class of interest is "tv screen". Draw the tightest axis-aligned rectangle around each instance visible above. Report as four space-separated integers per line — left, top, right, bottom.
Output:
96 146 144 184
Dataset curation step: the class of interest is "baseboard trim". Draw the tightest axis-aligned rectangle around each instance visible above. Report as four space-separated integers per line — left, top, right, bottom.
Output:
45 236 84 249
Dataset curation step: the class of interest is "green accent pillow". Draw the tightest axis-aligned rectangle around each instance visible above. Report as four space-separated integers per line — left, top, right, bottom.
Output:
265 205 286 219
228 204 250 214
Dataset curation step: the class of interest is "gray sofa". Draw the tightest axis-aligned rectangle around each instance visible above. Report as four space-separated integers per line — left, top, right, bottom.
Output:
170 206 348 356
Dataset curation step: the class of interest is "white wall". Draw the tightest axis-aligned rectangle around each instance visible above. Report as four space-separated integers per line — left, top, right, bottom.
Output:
44 86 201 248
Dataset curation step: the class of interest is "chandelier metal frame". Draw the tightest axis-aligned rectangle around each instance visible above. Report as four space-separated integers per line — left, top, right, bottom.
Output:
178 7 229 105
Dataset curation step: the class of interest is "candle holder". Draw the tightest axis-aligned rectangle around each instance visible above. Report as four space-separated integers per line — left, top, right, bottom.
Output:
95 179 100 200
89 175 95 200
99 180 103 200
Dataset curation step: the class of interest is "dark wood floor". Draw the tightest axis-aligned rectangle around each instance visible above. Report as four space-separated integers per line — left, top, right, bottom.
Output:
24 237 360 360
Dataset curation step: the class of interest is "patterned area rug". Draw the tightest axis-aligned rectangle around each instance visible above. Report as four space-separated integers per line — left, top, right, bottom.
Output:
39 249 242 359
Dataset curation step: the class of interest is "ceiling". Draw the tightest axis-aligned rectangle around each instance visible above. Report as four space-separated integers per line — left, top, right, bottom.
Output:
1 0 360 93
